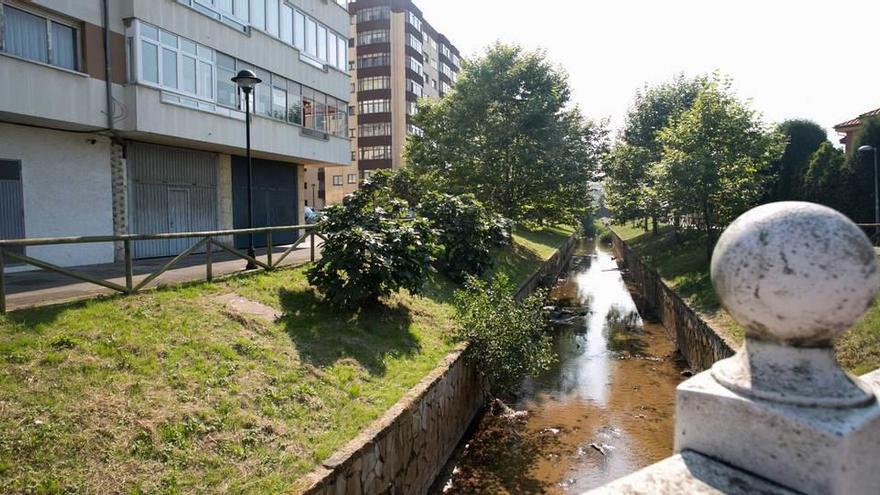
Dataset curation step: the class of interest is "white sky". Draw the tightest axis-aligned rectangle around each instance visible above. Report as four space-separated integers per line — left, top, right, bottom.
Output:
416 0 880 141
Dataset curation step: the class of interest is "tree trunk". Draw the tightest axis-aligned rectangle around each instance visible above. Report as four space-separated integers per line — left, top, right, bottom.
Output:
702 201 714 261
651 216 659 236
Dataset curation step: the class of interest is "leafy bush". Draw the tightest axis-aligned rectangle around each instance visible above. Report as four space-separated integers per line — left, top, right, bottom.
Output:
454 274 555 397
418 192 511 281
307 173 437 308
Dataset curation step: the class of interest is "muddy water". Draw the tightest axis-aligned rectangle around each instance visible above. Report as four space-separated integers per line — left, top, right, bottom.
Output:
439 240 686 494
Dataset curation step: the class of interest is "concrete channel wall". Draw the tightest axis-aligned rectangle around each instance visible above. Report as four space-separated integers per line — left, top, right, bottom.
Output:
299 233 580 495
611 232 734 371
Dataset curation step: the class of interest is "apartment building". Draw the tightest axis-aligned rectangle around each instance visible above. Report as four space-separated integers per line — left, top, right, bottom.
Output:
304 0 460 208
0 0 351 268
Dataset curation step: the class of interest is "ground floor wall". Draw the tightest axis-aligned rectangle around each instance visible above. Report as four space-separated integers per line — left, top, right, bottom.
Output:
611 232 734 371
0 123 308 269
0 123 114 267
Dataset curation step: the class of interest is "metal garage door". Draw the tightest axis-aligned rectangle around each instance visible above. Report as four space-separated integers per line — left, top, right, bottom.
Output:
128 143 218 258
232 157 298 249
0 160 25 257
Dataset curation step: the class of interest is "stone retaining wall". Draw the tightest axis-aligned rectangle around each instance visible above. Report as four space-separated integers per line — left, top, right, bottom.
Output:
299 232 580 495
611 232 734 371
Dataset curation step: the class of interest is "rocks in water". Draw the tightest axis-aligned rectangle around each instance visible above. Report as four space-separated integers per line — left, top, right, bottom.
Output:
490 399 529 421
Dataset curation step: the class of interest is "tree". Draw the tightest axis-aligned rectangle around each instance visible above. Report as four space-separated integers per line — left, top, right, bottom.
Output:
655 76 785 257
307 173 437 308
406 43 606 225
847 116 880 223
803 141 852 214
604 74 706 233
764 119 828 202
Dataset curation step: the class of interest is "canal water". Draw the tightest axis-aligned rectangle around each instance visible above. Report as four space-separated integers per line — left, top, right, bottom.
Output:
437 239 686 494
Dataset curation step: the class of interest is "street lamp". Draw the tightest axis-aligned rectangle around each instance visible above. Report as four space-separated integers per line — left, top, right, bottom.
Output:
859 144 879 240
232 69 261 269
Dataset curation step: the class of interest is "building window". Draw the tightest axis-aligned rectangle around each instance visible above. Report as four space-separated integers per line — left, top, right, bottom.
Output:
358 122 391 137
132 20 347 136
406 11 422 32
356 6 390 23
138 22 215 100
406 100 417 116
358 99 391 114
359 145 392 160
406 56 422 74
406 33 423 53
358 76 390 91
406 79 423 97
407 124 424 137
357 53 390 69
347 173 357 184
357 29 389 46
1 5 79 71
332 175 343 186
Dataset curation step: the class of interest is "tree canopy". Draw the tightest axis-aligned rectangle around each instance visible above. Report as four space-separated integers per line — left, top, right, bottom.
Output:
655 76 785 253
603 74 706 230
764 119 828 203
405 43 607 225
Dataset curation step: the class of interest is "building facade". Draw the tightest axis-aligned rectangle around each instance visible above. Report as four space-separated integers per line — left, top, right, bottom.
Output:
304 0 460 209
834 106 880 154
0 0 350 268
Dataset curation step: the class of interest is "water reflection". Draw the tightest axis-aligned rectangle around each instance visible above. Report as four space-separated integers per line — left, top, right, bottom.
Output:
441 239 686 494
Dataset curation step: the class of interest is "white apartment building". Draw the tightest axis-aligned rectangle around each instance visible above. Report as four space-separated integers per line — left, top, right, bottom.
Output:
0 0 350 267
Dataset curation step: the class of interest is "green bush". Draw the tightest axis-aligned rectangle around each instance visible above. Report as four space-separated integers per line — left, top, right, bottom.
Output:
454 274 555 397
307 173 437 308
418 192 511 282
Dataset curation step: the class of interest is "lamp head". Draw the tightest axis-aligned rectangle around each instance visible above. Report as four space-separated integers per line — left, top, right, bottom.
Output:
232 69 261 92
858 145 876 154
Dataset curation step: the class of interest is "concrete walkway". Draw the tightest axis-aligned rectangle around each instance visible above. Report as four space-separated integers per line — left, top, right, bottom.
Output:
2 241 323 312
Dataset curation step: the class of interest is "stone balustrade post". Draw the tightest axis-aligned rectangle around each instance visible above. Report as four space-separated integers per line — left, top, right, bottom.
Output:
675 202 880 494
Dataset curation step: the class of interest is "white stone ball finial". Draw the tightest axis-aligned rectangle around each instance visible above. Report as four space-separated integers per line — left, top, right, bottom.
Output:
711 201 880 346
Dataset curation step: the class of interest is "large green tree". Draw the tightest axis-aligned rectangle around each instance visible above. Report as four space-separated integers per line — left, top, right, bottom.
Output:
802 141 852 215
603 74 706 232
406 43 606 225
764 119 828 202
655 76 785 257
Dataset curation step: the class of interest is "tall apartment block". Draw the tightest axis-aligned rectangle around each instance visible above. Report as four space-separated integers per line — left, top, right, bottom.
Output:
304 0 460 208
0 0 351 268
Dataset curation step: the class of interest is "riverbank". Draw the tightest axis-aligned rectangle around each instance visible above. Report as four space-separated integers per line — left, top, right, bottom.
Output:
0 227 573 494
610 224 880 374
438 239 685 494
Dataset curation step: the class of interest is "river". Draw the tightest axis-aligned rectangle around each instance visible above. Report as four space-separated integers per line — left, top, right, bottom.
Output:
436 239 686 494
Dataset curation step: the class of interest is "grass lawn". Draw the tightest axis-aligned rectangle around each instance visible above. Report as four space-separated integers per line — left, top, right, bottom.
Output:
0 226 573 494
611 223 880 374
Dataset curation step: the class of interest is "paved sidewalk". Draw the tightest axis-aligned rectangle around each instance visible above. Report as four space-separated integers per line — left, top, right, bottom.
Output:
2 241 323 312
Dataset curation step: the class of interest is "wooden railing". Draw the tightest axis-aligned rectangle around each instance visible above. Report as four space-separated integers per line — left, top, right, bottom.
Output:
0 225 325 313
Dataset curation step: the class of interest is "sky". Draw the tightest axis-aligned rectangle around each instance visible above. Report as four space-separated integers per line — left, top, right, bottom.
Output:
416 0 880 141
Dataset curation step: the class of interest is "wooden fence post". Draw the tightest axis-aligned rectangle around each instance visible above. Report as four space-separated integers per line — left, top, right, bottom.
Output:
310 231 315 263
0 248 6 314
206 237 213 282
123 240 133 293
266 232 273 269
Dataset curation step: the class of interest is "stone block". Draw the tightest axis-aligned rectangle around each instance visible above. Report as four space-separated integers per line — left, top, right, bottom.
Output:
676 371 880 494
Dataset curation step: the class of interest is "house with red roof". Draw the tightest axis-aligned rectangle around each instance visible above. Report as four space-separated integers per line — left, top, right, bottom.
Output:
834 107 880 153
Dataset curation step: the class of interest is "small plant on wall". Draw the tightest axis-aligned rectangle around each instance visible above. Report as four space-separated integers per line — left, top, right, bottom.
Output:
453 274 555 397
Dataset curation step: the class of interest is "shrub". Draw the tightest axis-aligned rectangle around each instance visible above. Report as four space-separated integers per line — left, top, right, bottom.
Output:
454 274 555 397
418 192 511 281
307 173 437 308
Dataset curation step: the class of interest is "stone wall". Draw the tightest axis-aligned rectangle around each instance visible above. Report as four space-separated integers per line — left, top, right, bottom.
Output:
299 233 580 495
611 232 734 371
514 234 580 302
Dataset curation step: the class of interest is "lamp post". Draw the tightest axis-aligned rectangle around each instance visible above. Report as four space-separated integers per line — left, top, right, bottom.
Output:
232 69 262 269
859 144 879 241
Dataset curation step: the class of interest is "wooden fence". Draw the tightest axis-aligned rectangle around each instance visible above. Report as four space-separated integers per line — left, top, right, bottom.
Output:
0 225 324 313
